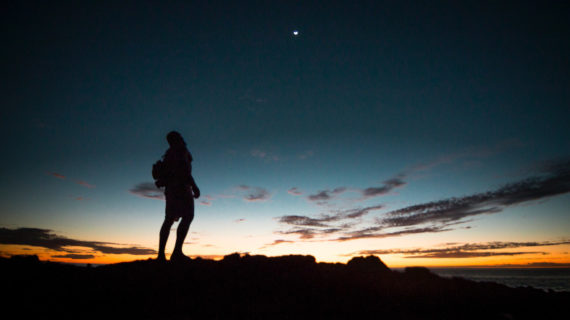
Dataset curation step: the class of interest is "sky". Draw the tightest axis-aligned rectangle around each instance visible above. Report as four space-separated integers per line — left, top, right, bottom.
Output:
1 0 569 267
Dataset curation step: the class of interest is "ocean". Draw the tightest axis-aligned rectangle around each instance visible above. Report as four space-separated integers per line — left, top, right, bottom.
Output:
424 267 570 292
71 261 570 292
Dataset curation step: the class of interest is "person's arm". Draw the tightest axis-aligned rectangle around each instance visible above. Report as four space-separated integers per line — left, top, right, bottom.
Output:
189 175 200 198
184 150 200 198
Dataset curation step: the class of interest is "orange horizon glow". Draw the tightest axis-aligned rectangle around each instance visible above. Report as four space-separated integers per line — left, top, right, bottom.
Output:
3 244 570 268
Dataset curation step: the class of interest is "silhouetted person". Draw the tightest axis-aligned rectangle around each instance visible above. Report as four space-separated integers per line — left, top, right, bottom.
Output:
157 131 200 262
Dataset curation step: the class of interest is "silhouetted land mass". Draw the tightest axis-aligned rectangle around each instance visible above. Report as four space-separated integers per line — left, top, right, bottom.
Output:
3 254 568 319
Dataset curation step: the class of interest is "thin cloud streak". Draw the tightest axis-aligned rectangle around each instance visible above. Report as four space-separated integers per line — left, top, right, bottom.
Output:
278 204 384 229
77 180 95 188
408 251 544 258
277 227 343 240
48 173 95 189
129 182 164 200
48 172 66 179
334 225 453 242
260 239 294 249
352 240 570 258
406 139 524 174
238 185 271 202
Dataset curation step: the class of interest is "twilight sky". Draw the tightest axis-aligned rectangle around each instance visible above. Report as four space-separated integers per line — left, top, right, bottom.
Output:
2 1 569 266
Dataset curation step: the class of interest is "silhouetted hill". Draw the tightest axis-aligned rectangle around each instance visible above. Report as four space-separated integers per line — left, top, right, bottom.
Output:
3 254 568 319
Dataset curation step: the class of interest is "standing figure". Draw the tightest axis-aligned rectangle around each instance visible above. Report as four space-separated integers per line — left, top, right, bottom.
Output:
157 131 200 262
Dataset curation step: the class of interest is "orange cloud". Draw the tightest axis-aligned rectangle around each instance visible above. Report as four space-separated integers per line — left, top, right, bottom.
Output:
48 172 66 179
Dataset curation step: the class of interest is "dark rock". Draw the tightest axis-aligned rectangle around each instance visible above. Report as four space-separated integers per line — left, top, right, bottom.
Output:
347 255 390 273
404 266 434 276
1 254 568 319
9 254 39 264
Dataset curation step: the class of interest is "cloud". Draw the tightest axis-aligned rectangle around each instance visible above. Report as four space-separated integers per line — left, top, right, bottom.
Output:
269 239 293 245
339 204 385 219
251 149 279 161
277 228 343 240
238 185 271 202
129 182 164 200
330 217 475 242
278 204 384 227
77 180 95 188
297 141 518 203
334 225 452 242
0 227 157 256
278 215 335 228
276 204 385 239
304 174 405 204
378 159 570 229
405 251 545 258
260 239 294 249
307 187 347 202
407 139 524 173
408 152 465 173
198 194 223 206
274 158 570 243
51 254 96 260
278 204 384 229
306 174 406 203
48 173 96 189
287 187 303 196
352 240 570 258
298 141 518 204
48 172 66 179
361 177 406 198
234 218 246 223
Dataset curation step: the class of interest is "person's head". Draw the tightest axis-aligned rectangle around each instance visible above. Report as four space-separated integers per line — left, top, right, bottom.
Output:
166 131 186 147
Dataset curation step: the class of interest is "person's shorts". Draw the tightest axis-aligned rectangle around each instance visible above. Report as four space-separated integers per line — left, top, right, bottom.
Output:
165 185 194 222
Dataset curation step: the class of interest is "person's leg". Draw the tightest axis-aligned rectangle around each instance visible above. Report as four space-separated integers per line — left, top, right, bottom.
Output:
172 197 194 259
158 216 175 261
172 215 192 257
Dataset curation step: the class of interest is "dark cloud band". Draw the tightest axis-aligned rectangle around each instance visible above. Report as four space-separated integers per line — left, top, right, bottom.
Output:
0 227 156 256
380 159 570 228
